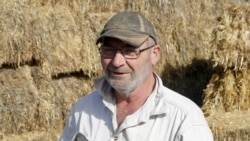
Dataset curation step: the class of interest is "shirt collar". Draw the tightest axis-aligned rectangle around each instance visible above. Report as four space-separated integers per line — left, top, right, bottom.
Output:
94 74 167 117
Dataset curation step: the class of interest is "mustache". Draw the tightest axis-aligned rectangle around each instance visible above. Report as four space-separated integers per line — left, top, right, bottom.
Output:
107 66 131 73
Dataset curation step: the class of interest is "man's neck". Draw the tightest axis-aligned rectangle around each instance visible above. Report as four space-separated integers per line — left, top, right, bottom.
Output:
115 74 156 125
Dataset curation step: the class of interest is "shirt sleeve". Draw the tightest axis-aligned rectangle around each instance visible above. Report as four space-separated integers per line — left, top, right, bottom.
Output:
178 125 214 141
176 110 214 141
59 104 89 141
59 100 91 141
59 110 77 141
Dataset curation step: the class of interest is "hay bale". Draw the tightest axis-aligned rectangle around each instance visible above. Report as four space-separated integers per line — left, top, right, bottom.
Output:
30 4 102 77
202 5 250 116
0 0 35 67
211 5 250 71
0 130 60 141
0 65 94 137
0 0 249 140
0 0 220 77
207 110 250 141
153 0 219 105
0 1 102 77
203 69 250 116
0 66 39 134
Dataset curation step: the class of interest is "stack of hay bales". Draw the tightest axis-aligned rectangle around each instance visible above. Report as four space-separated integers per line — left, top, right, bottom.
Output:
0 0 102 76
202 5 250 141
0 1 105 140
0 0 249 140
155 0 217 106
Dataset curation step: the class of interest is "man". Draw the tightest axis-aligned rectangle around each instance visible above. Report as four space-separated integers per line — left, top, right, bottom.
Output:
59 11 214 141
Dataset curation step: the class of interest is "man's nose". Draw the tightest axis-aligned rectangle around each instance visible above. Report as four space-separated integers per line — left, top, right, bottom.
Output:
110 50 126 67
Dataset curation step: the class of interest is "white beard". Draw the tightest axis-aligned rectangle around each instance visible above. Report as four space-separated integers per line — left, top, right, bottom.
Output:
106 60 152 96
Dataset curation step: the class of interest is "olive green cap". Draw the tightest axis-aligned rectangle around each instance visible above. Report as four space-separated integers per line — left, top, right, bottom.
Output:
96 11 157 47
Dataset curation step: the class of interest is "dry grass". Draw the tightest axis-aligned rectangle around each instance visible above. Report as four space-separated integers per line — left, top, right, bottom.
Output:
203 5 250 116
207 110 250 141
0 65 95 136
0 130 60 141
0 0 249 141
211 5 250 71
203 69 250 116
0 0 102 77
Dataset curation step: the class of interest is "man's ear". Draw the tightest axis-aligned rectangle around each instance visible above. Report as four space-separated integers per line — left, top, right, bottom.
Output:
151 44 161 65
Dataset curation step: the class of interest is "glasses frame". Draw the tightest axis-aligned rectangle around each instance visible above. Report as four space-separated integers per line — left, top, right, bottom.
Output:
99 44 155 59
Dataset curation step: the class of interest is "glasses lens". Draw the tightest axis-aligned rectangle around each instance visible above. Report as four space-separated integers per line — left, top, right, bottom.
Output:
100 47 115 58
99 46 140 59
122 48 139 59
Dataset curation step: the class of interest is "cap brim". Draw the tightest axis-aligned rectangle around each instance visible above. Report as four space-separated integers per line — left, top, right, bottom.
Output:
96 29 149 47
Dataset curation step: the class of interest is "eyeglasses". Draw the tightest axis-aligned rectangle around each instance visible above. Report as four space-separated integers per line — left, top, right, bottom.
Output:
99 45 155 59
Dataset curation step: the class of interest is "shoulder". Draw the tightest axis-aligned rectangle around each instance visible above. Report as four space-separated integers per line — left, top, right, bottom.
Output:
159 86 209 124
71 91 103 113
158 88 213 139
164 86 202 110
154 75 202 115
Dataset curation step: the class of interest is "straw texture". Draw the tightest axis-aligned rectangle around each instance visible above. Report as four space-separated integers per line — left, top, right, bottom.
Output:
0 0 249 140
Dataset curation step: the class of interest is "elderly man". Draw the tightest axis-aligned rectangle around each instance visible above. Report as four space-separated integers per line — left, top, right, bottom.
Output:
59 11 214 141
